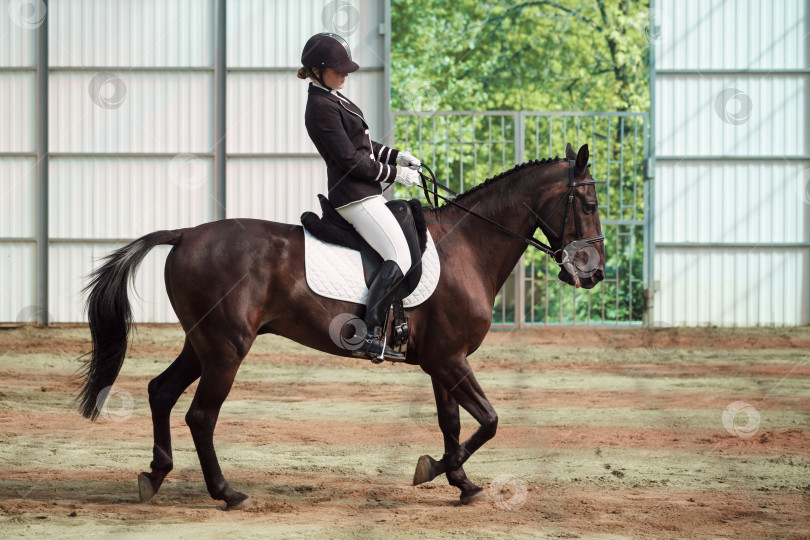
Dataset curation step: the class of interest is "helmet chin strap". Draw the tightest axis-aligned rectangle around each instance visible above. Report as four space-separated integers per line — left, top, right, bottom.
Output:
308 67 332 91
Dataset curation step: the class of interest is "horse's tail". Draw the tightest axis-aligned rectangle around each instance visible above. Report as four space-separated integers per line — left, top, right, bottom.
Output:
77 229 183 420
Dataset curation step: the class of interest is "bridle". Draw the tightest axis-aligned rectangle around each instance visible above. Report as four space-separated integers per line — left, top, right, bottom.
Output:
532 161 605 272
405 160 605 277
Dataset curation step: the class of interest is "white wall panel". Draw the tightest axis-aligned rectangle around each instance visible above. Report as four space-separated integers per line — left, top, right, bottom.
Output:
655 161 809 244
0 0 38 322
49 243 177 323
0 157 37 319
656 0 807 70
0 243 37 322
655 74 808 157
49 157 211 239
653 0 810 326
227 71 385 153
655 249 809 326
227 74 310 154
49 0 213 67
226 158 326 223
0 0 39 67
0 73 35 152
0 158 36 237
228 0 384 68
49 72 213 153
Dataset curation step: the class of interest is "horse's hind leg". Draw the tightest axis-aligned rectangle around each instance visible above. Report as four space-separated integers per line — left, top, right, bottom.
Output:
184 334 252 510
138 339 201 502
430 378 486 503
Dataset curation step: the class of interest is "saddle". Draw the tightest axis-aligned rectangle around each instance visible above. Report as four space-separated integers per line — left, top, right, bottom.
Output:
301 195 428 301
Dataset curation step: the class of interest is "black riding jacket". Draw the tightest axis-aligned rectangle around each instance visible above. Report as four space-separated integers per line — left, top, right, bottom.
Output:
305 82 400 208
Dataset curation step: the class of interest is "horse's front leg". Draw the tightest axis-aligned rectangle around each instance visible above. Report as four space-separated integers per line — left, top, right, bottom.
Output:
428 377 487 503
414 357 498 497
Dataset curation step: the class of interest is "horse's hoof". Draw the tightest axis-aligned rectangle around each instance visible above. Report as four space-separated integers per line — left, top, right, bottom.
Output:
137 472 156 503
460 487 488 505
225 494 252 511
413 454 439 486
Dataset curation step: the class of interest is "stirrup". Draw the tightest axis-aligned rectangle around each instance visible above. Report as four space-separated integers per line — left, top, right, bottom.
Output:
352 336 405 362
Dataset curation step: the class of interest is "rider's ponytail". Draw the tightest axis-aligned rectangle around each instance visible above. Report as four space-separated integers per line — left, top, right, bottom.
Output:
297 66 321 80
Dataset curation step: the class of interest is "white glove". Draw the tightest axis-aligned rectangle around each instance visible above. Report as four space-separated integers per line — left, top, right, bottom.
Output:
396 150 421 169
394 166 420 187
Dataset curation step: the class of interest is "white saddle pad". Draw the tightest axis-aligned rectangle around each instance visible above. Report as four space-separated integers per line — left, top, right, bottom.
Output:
303 229 441 308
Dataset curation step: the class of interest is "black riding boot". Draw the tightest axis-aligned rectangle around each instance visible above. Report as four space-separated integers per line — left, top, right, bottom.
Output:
353 260 406 361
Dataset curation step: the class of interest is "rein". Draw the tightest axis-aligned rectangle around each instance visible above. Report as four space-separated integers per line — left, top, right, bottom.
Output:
415 164 556 257
413 162 605 267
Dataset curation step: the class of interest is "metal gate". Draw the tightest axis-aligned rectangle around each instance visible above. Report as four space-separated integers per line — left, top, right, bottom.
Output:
392 111 650 326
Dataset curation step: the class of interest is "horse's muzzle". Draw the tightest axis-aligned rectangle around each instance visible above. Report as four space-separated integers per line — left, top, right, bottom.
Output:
558 266 604 289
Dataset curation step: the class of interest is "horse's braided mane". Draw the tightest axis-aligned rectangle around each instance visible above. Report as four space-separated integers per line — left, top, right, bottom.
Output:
440 156 563 208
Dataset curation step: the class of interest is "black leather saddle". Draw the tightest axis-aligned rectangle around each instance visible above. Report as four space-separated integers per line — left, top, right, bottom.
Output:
301 195 428 301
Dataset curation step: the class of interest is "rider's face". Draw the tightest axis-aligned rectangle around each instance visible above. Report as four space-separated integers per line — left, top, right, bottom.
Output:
322 67 347 89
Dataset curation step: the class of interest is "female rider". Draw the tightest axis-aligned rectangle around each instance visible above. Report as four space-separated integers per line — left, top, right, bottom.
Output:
299 32 422 361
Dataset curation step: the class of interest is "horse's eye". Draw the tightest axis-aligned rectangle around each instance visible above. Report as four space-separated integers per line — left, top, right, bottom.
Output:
583 203 597 215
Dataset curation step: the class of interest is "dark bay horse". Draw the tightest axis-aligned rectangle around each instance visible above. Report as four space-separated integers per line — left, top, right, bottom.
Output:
77 143 604 509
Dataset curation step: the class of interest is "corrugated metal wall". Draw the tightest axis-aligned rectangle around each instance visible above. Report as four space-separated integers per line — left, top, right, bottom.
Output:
46 0 214 324
0 0 390 323
0 5 38 323
651 0 810 326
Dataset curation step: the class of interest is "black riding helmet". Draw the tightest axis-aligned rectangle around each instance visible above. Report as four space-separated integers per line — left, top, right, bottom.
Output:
301 32 359 89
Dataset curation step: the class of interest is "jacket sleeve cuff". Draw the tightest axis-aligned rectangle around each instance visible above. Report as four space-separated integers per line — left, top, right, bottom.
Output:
374 142 399 165
376 162 397 183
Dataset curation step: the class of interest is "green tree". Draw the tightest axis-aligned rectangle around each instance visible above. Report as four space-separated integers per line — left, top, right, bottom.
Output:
390 1 652 324
391 0 650 112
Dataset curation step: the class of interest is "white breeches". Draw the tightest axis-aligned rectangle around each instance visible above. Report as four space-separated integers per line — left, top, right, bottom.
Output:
337 195 412 274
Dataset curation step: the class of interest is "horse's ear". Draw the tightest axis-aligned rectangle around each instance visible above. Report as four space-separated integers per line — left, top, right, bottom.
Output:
576 144 589 172
565 142 576 160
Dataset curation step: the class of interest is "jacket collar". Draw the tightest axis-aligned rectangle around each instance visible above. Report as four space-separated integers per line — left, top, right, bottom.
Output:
308 81 332 95
308 82 365 120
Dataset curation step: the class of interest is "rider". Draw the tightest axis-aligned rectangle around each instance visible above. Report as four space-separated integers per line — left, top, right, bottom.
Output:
299 32 422 361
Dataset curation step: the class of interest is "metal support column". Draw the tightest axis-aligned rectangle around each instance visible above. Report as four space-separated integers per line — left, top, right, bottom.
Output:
514 112 526 328
643 0 657 326
35 1 49 325
213 0 226 220
383 0 393 147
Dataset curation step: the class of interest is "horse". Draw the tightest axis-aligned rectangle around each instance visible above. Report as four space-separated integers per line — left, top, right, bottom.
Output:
77 143 605 509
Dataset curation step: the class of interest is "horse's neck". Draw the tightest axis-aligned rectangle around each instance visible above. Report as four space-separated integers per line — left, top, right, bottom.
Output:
441 167 549 298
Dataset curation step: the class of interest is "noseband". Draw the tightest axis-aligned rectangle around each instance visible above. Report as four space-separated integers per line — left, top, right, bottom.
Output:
412 160 604 276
